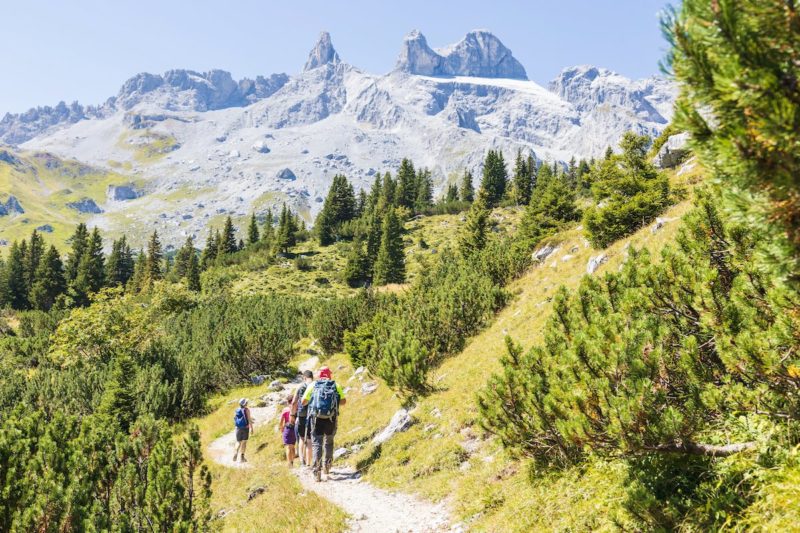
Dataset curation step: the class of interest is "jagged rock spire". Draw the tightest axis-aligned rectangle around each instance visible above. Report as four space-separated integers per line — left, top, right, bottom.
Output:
304 31 340 71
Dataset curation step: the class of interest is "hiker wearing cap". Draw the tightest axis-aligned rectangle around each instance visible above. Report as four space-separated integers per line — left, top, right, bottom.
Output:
293 370 314 467
301 367 346 482
233 398 253 463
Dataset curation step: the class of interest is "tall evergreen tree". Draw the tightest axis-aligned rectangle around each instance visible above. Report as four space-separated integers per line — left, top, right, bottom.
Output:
218 216 237 256
512 150 533 206
480 150 508 207
186 249 201 292
24 229 45 294
5 241 27 310
343 236 370 288
520 169 580 244
145 230 163 284
65 223 88 283
459 169 475 203
373 208 405 285
445 183 459 203
459 189 490 257
260 209 274 245
29 245 65 311
129 249 147 292
173 237 196 280
395 159 417 209
246 213 260 246
414 168 433 212
86 228 105 293
379 172 396 212
106 236 134 287
200 230 218 270
316 174 356 245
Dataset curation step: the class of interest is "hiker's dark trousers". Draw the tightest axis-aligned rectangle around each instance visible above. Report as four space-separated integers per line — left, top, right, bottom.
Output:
311 416 336 474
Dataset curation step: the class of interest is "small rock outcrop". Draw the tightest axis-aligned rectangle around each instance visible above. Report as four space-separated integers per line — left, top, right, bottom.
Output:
107 185 140 201
36 224 54 233
655 132 691 168
372 408 414 445
532 244 557 263
276 168 297 181
67 197 103 214
304 31 341 72
2 195 25 215
587 253 608 275
251 140 271 154
0 149 20 165
396 29 528 80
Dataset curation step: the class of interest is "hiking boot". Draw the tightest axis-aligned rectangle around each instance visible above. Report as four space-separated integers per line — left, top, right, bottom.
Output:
240 455 247 463
232 453 238 462
314 470 322 482
324 462 331 476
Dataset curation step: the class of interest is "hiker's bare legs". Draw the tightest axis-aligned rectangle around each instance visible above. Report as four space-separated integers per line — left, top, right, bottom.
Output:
305 437 312 466
285 444 295 466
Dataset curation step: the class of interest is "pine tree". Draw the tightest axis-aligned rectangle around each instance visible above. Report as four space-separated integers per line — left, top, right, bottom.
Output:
129 250 147 292
459 189 490 257
445 184 459 203
5 241 28 310
512 150 533 206
480 150 508 207
316 174 356 245
366 174 382 215
274 204 294 254
86 228 105 292
247 213 260 246
65 223 88 283
29 245 65 311
379 172 396 212
200 230 218 270
260 209 274 245
218 216 237 256
459 169 475 203
186 250 201 292
343 237 370 288
365 213 382 274
24 229 45 294
395 159 416 209
356 189 368 217
373 208 405 285
520 169 580 244
145 230 163 284
173 236 195 280
414 168 433 213
106 236 134 287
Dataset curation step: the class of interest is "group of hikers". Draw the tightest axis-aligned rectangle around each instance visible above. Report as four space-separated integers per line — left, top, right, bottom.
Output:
232 366 346 482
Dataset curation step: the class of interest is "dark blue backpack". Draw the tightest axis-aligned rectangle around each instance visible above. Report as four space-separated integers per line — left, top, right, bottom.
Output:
234 407 248 428
310 380 339 419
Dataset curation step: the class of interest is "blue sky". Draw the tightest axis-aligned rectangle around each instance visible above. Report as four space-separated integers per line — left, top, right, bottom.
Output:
0 0 674 115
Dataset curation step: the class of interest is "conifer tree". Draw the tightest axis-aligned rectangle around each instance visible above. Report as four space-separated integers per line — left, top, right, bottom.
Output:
218 216 237 256
365 213 382 273
414 168 433 212
343 237 370 288
274 204 295 254
445 184 459 203
29 245 65 311
366 174 382 215
145 230 163 284
512 150 533 206
24 229 45 294
260 209 274 245
356 189 368 217
520 170 580 244
5 241 28 310
480 150 508 207
86 228 105 292
316 174 356 245
106 236 134 287
201 230 218 270
459 169 475 203
129 250 147 292
395 159 417 209
173 237 196 280
186 250 201 292
459 189 490 257
373 208 405 285
246 213 260 246
65 223 88 283
379 172 396 212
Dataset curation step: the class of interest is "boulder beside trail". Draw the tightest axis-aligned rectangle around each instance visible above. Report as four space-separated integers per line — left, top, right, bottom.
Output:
372 408 413 445
587 253 608 275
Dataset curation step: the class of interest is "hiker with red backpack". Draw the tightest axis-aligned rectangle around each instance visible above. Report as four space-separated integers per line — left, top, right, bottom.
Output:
301 366 346 482
233 398 253 463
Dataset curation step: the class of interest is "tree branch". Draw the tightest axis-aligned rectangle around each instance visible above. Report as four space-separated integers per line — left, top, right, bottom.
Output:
647 440 757 457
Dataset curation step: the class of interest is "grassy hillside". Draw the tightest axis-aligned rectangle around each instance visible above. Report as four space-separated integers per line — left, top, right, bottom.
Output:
198 163 702 531
0 149 136 247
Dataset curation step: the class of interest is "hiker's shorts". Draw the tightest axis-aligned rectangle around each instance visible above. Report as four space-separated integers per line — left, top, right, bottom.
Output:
312 416 336 436
296 416 310 440
236 427 250 442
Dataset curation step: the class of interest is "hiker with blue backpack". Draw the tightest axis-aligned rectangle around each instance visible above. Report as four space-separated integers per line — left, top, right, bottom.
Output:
301 366 346 482
233 398 253 463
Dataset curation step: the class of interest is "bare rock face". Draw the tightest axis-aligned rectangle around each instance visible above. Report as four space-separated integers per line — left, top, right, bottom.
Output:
107 185 141 201
304 31 340 72
396 29 527 80
67 197 103 214
276 168 297 181
587 253 608 275
372 408 414 445
655 132 691 168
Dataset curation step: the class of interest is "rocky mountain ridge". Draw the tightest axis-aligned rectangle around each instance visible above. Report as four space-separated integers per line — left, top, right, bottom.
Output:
0 30 676 248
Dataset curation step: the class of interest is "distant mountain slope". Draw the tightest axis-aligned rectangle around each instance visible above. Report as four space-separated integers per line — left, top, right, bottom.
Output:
0 31 675 248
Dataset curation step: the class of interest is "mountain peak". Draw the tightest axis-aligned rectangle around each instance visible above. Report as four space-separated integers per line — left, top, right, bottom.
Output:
396 29 527 80
304 31 341 72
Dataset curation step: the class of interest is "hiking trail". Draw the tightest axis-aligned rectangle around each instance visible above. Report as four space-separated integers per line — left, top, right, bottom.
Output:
206 366 457 532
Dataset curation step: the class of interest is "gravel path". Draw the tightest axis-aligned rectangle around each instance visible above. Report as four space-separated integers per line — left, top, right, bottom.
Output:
207 373 458 532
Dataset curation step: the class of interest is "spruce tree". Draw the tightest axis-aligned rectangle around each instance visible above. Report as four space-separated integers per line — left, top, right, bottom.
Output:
373 208 405 285
218 216 237 256
200 230 218 270
445 184 459 203
129 250 147 292
86 228 105 292
173 237 195 279
459 169 475 203
65 223 88 283
396 159 416 209
145 230 163 284
379 172 396 212
29 245 65 311
520 170 580 244
260 209 274 245
480 150 508 207
5 241 28 310
459 189 490 257
512 150 533 206
343 237 370 288
365 213 382 274
186 250 201 292
247 213 260 246
414 168 433 213
24 229 45 294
